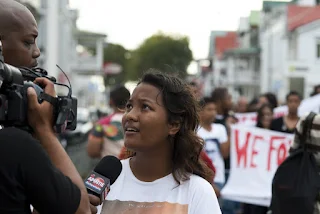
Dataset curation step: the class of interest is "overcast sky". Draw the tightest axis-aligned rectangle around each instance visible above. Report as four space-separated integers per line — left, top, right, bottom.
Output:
69 0 290 73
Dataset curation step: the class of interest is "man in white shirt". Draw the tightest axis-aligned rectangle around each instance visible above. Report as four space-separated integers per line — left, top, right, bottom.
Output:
197 97 229 188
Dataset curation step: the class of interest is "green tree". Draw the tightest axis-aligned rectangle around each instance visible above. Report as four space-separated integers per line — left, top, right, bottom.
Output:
128 33 193 80
103 43 130 86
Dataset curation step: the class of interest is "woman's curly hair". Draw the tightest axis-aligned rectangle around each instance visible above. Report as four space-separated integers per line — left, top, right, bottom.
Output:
122 69 213 184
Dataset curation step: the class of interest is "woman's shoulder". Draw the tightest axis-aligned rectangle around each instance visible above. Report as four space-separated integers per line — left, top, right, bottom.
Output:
186 175 221 213
188 174 213 191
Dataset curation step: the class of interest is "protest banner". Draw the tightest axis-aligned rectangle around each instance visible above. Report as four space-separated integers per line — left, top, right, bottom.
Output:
221 125 294 206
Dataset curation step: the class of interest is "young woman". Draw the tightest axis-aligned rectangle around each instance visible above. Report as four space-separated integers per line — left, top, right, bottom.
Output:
243 104 274 214
99 70 221 214
256 104 274 129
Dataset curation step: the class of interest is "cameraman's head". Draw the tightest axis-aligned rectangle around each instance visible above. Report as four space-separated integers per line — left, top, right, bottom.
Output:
0 0 40 68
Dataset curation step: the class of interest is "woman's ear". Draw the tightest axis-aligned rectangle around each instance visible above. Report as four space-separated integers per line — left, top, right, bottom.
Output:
168 121 181 136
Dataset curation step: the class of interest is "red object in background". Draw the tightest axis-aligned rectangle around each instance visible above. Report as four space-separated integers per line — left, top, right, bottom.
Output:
200 151 216 181
214 32 238 59
287 5 320 31
118 146 128 160
103 62 122 75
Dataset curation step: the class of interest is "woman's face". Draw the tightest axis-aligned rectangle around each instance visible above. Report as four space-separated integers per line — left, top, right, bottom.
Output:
122 83 179 152
261 106 273 129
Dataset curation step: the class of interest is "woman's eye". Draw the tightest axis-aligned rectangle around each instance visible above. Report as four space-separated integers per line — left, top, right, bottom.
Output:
24 41 33 47
142 104 150 110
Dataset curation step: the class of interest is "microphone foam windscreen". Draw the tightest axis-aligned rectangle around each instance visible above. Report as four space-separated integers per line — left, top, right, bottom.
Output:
94 156 122 185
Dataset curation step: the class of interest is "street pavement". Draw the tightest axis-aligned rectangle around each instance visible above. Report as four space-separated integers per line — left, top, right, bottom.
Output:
66 140 100 179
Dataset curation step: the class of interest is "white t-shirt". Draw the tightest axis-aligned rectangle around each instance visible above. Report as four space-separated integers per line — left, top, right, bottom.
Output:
97 158 221 214
197 123 228 184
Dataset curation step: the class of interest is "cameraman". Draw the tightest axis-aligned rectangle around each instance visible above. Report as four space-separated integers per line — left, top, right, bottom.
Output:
0 0 90 213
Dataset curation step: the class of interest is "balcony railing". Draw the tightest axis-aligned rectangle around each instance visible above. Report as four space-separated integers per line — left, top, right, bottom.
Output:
234 70 260 85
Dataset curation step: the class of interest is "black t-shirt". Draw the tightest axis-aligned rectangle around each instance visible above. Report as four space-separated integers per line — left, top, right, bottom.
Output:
270 117 296 134
0 127 81 214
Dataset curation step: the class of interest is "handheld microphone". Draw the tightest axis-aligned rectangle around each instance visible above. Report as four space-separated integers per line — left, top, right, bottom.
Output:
84 156 122 202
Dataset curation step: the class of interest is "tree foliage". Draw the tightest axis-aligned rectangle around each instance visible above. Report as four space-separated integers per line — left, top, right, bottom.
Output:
102 43 129 86
127 33 193 80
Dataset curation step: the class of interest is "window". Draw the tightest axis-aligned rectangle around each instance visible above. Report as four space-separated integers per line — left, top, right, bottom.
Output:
316 38 320 59
288 34 297 60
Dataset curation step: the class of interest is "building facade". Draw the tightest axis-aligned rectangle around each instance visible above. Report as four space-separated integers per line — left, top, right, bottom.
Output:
260 1 320 101
20 0 107 107
223 11 261 100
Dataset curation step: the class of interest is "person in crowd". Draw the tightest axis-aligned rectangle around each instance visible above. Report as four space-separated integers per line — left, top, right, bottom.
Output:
87 85 130 159
189 81 201 98
197 97 229 200
243 103 274 214
96 70 221 214
271 91 301 133
211 87 240 214
257 93 278 110
310 84 320 97
211 87 234 130
0 0 90 213
256 104 274 129
288 113 320 214
236 96 248 113
247 97 259 112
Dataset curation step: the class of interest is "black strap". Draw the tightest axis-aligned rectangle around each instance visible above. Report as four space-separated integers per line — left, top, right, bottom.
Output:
38 92 58 106
300 112 317 150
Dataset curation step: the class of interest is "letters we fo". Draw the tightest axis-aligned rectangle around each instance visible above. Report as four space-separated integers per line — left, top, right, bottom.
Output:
233 127 293 171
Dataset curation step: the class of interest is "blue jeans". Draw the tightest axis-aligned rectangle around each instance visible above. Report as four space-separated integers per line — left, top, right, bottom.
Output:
218 171 241 214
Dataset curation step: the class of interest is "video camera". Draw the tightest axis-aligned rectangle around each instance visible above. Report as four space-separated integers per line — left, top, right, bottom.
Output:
0 45 77 133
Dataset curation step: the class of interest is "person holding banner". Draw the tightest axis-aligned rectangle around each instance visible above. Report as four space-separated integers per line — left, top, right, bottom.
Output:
257 93 278 110
271 91 301 134
242 103 274 214
256 104 274 130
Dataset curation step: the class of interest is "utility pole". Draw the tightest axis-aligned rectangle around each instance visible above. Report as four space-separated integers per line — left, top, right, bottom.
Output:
46 0 59 79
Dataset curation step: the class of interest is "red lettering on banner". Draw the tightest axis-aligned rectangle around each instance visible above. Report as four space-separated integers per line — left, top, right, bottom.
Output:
235 129 251 168
242 117 247 123
250 135 263 168
267 136 286 171
277 143 287 166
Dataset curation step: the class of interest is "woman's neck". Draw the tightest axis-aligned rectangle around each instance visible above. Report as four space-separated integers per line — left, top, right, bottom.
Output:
130 146 173 182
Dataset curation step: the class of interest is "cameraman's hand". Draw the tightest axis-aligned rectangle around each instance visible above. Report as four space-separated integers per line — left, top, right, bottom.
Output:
27 78 56 134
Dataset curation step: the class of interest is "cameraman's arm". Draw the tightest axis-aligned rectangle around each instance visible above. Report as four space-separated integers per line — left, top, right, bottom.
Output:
27 78 90 214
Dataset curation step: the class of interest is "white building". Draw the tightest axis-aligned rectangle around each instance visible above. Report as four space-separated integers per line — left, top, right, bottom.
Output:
217 11 261 101
21 0 107 107
206 31 238 97
260 0 320 101
294 0 320 6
